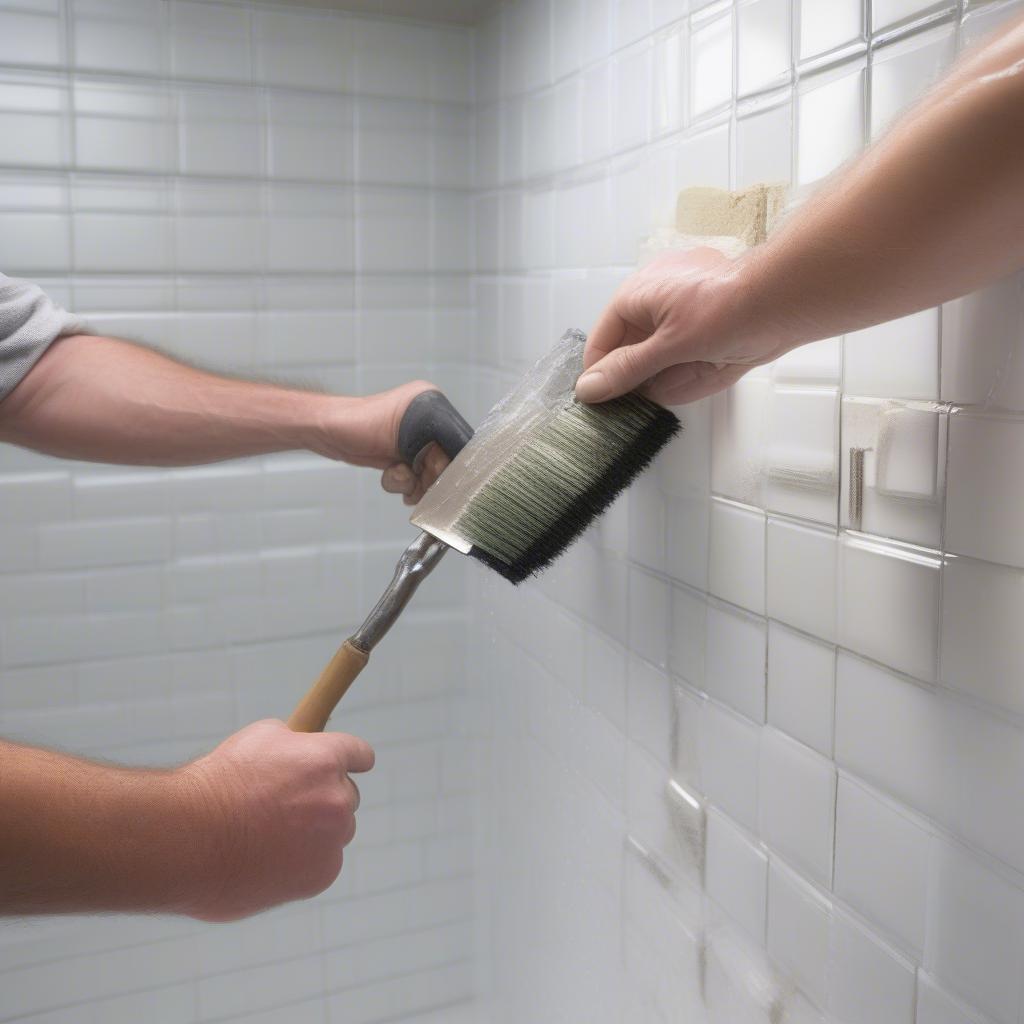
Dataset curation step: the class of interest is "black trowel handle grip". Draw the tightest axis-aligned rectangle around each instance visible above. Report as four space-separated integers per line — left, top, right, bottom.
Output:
397 390 474 469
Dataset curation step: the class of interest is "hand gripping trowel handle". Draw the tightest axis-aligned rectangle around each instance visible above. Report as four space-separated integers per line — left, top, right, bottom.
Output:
288 391 474 733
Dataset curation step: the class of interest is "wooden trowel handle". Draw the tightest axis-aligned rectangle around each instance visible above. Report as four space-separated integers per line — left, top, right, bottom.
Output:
288 639 369 732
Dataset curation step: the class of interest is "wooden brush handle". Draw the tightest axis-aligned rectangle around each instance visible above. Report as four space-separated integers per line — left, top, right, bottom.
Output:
287 640 369 732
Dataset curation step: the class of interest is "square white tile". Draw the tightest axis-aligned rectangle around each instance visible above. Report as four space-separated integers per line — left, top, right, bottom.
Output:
833 776 929 956
699 699 761 831
759 726 835 885
942 273 1024 411
926 839 1024 1024
767 859 831 1008
689 6 733 119
798 0 863 62
838 532 940 682
797 60 865 186
709 498 766 614
941 555 1024 717
828 908 916 1024
737 0 791 97
844 308 939 401
737 96 793 188
765 384 839 523
766 517 837 642
946 412 1024 569
705 808 767 942
767 621 834 756
704 599 767 723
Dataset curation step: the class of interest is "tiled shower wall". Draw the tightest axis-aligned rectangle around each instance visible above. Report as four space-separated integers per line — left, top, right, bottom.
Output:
0 2 479 1022
471 0 1024 1022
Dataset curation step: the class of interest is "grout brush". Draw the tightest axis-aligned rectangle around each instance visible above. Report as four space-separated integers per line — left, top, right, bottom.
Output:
288 328 680 732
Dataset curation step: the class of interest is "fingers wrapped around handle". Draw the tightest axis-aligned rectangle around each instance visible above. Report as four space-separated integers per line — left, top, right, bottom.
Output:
396 390 474 470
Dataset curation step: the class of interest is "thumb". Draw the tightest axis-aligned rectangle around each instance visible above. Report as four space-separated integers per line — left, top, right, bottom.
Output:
575 335 670 404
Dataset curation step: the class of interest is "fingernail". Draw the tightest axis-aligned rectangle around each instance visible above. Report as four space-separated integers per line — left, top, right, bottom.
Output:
575 370 608 403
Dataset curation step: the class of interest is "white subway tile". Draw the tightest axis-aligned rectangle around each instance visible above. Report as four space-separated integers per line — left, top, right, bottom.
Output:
690 6 733 118
916 973 990 1024
767 620 835 757
759 726 835 885
628 565 671 670
766 517 837 642
170 2 251 82
674 119 731 189
178 87 261 178
767 859 831 1008
0 72 69 168
765 384 839 523
737 0 791 97
737 97 793 188
72 213 171 273
797 60 865 186
709 499 765 614
773 336 842 386
828 908 917 1024
0 473 71 525
582 0 612 67
704 599 767 723
942 273 1024 411
628 742 705 883
72 1 164 77
254 8 352 92
872 0 953 33
628 655 674 768
362 20 440 100
799 0 863 62
38 519 171 570
699 698 761 831
0 525 36 572
941 554 1024 717
175 215 262 274
926 839 1024 1024
669 582 707 688
834 776 930 956
838 533 940 682
612 41 653 152
946 413 1024 569
0 211 69 273
652 24 686 138
357 97 430 188
430 28 472 104
0 9 62 66
835 651 1024 875
706 808 768 942
673 682 704 795
845 308 940 401
74 81 174 173
711 374 769 506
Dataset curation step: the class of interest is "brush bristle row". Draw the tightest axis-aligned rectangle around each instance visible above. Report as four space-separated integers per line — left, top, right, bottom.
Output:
455 393 680 584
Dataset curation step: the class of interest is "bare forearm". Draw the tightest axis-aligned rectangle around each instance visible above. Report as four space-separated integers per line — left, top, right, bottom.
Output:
729 17 1024 354
0 740 206 915
0 335 354 466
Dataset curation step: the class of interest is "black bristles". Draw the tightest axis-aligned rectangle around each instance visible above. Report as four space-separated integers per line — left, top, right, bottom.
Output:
455 392 681 584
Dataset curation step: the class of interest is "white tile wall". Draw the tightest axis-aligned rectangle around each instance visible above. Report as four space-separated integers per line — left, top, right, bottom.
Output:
472 3 1024 1024
0 3 476 1023
10 1 1024 1022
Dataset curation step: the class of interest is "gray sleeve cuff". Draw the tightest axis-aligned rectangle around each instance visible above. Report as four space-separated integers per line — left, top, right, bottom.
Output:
0 274 85 402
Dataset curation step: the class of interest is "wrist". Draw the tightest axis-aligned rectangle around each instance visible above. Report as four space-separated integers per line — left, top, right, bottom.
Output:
162 763 241 918
702 247 796 363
